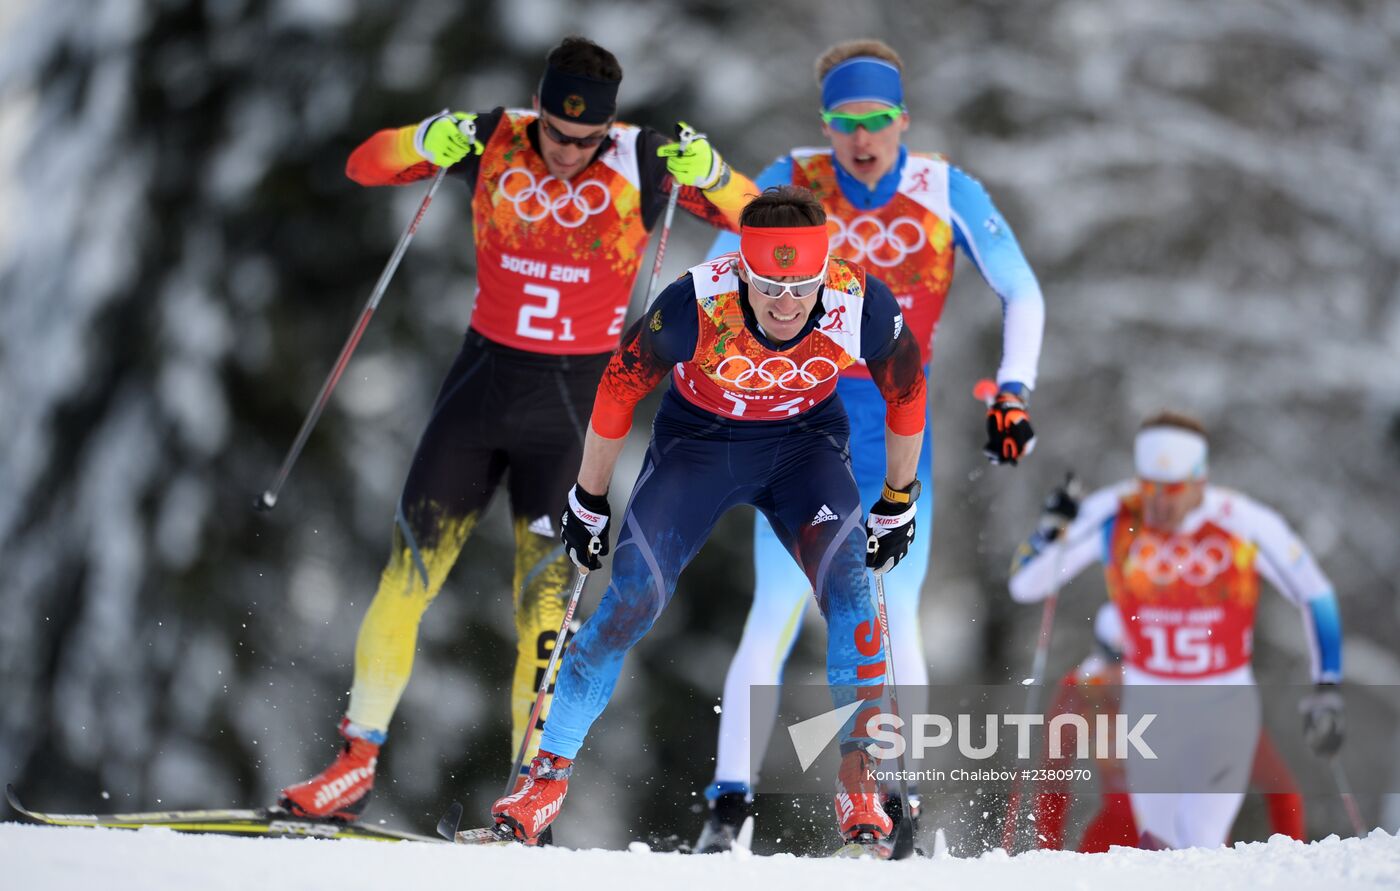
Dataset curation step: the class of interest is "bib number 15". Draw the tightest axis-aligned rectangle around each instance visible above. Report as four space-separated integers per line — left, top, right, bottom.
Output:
516 284 626 342
1140 625 1220 675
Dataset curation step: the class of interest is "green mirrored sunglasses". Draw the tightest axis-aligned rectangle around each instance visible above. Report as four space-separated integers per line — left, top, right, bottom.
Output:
820 106 905 134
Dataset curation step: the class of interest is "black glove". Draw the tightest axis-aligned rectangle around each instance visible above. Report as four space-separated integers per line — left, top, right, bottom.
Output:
560 485 610 571
1300 684 1345 757
866 481 919 573
984 389 1035 465
1037 472 1082 543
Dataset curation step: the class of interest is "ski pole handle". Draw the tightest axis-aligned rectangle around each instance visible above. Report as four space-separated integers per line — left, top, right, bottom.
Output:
455 113 480 151
973 378 999 406
642 126 703 308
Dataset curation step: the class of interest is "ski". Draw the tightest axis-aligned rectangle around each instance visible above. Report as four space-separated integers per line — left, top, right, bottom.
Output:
436 799 523 846
454 825 520 845
5 784 444 844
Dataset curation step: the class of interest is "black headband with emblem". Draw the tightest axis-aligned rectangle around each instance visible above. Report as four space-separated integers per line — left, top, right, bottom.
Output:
538 64 619 124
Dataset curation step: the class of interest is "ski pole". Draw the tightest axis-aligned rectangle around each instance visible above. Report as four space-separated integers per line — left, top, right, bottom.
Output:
503 562 592 798
1329 757 1367 837
1000 577 1060 852
255 115 478 512
977 377 1069 713
867 563 916 859
641 124 699 308
987 403 1077 852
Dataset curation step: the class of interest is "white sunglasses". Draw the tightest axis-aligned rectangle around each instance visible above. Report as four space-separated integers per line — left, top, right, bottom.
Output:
739 251 828 299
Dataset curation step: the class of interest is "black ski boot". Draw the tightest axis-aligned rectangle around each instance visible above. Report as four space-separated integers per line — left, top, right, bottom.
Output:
694 791 750 853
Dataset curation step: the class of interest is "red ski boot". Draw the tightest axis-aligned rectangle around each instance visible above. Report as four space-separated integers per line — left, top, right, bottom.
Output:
491 751 573 843
834 749 893 842
279 718 382 821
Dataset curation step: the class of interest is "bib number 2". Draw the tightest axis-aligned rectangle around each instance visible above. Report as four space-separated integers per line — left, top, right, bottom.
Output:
515 284 626 342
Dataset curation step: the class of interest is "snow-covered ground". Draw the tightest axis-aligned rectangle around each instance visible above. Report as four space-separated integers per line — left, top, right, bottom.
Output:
3 823 1397 891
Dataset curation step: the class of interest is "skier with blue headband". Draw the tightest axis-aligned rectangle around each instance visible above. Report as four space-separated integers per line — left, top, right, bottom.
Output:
698 39 1047 856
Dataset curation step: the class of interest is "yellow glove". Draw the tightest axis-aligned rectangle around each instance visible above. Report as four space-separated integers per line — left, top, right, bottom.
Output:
656 122 725 190
413 110 484 167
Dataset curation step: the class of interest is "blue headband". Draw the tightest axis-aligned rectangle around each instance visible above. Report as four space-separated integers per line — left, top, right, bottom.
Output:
820 57 904 111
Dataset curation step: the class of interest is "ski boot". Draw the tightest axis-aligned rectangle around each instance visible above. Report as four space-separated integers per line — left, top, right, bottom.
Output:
492 752 573 845
694 790 751 853
832 749 893 856
279 718 382 821
502 769 555 847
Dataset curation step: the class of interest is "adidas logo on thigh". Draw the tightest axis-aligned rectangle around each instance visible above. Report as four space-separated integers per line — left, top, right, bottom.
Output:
810 504 839 526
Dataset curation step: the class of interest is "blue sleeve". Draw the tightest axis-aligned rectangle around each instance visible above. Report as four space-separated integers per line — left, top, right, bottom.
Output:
858 273 904 361
1101 515 1116 564
948 166 1037 291
1307 596 1344 682
706 155 793 259
948 165 1045 390
643 274 701 365
1014 508 1119 575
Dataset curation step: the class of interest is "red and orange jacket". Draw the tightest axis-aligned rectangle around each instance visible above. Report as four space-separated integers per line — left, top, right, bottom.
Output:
347 107 755 355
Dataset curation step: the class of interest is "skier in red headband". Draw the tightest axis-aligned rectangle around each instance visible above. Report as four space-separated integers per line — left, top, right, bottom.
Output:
489 185 928 853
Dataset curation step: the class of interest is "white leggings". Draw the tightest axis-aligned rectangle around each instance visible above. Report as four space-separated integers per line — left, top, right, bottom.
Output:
711 499 933 790
1124 678 1261 848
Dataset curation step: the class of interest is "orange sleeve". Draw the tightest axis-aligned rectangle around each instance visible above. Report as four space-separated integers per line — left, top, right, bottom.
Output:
589 385 636 440
675 166 759 233
867 325 927 436
588 316 677 439
345 125 438 186
884 382 927 436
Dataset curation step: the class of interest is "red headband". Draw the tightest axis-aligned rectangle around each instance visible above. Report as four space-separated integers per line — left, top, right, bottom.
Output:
739 225 829 278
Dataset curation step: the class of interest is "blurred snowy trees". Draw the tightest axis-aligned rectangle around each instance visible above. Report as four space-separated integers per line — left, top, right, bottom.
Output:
1 0 1396 850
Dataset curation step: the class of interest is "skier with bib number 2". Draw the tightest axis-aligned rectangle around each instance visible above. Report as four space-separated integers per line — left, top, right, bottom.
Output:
278 36 756 824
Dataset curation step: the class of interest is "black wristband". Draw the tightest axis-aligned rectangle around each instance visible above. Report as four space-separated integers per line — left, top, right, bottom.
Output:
574 485 610 513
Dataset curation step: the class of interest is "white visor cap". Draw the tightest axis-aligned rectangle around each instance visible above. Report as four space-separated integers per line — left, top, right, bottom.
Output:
1134 426 1208 482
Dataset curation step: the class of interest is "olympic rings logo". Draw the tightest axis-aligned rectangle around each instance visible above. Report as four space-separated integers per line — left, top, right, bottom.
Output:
1128 533 1235 586
715 355 840 392
498 168 611 229
829 215 927 267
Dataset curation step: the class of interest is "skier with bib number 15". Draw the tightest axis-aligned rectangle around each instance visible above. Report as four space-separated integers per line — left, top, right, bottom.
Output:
1008 412 1346 850
277 36 756 825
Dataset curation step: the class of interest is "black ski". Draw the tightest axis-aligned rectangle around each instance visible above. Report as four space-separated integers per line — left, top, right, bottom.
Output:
5 784 444 844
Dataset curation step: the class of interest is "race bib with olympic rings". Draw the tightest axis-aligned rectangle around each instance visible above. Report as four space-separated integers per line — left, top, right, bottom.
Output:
469 112 650 354
672 254 866 421
790 148 956 373
1106 506 1261 679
